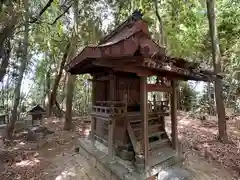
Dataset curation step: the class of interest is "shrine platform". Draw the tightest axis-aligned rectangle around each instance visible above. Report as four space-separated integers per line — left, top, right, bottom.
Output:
77 137 193 180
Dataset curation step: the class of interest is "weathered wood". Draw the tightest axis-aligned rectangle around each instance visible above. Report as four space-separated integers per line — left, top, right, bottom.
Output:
95 101 125 106
109 73 116 100
127 122 138 152
140 76 149 170
98 75 114 81
108 73 116 160
91 75 96 148
113 66 156 77
147 84 172 92
123 93 128 145
170 80 178 150
92 105 126 115
108 119 115 160
92 59 138 69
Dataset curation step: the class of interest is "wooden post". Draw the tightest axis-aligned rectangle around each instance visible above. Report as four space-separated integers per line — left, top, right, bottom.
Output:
109 73 116 101
140 76 148 170
108 73 116 160
91 75 96 148
153 94 156 112
171 80 178 150
108 119 115 161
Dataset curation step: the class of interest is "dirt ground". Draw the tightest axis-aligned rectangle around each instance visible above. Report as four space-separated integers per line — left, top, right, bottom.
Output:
0 116 238 180
166 111 240 179
0 117 106 180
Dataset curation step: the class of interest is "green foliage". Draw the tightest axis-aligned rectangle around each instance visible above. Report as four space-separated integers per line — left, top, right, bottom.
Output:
198 83 215 115
1 0 240 116
179 82 197 112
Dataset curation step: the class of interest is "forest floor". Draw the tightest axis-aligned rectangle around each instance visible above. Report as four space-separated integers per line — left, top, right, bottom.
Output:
0 114 239 180
165 111 240 179
0 117 105 180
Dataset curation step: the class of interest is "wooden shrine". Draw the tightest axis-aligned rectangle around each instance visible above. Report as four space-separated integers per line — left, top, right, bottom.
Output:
26 105 46 126
65 10 219 177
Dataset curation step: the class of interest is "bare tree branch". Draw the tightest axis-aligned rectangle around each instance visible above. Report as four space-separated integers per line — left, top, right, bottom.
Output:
50 4 72 25
30 0 54 23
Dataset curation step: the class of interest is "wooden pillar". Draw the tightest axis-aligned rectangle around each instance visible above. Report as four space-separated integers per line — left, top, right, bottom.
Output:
109 73 116 101
108 73 116 160
108 118 115 160
153 94 156 112
140 76 148 170
170 80 178 150
91 75 96 148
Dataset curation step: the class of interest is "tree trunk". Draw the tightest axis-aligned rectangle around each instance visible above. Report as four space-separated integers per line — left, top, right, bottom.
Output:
0 38 11 82
64 75 76 130
0 3 17 82
154 0 165 46
47 42 70 116
44 67 51 111
155 0 169 102
206 0 228 142
64 0 78 130
6 0 29 139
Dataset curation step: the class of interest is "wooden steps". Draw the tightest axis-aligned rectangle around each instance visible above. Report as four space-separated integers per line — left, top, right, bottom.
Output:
127 112 172 159
132 124 162 131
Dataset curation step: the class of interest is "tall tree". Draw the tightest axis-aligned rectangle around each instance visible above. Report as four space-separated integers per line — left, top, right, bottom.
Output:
154 0 165 46
206 0 228 142
0 1 19 82
47 42 70 117
6 0 29 139
64 0 79 130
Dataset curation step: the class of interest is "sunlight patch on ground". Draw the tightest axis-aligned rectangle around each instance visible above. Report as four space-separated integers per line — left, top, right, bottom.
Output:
199 127 217 135
54 166 86 180
179 119 192 125
55 170 76 180
15 158 40 167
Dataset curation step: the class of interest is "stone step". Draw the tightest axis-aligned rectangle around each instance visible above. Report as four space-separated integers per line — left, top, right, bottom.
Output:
148 146 176 167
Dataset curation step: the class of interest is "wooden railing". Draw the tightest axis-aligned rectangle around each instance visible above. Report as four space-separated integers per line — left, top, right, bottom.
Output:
148 100 169 113
92 101 127 116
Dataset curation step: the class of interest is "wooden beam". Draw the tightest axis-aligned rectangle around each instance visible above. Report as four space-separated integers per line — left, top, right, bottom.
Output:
109 73 116 100
97 75 114 81
91 75 97 148
108 73 116 161
92 58 138 68
127 122 138 152
147 84 172 92
113 66 156 77
140 76 149 170
92 59 157 77
170 80 178 150
108 119 115 161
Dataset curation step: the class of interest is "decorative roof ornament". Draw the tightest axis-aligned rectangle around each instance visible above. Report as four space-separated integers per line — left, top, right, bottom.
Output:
131 9 144 20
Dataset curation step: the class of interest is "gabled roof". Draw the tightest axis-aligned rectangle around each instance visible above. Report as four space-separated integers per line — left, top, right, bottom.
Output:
28 105 45 113
99 10 145 44
65 10 219 82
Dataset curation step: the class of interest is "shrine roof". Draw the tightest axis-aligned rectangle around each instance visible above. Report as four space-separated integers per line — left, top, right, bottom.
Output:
65 10 220 82
28 104 45 113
